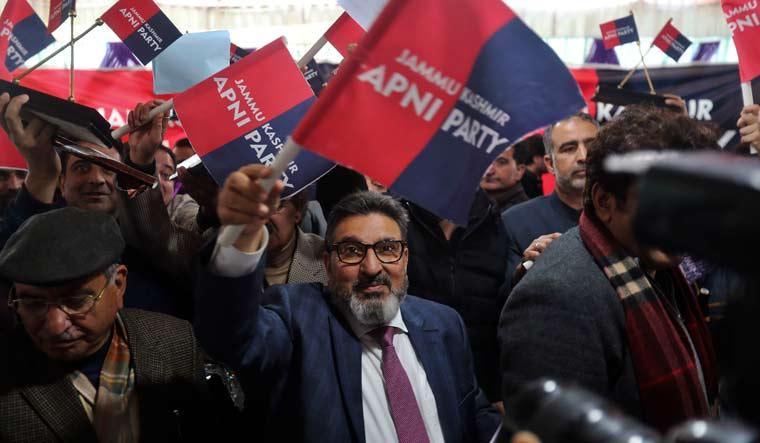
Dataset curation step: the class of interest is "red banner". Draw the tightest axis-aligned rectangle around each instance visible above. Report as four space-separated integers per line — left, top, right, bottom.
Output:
722 0 760 82
0 69 186 169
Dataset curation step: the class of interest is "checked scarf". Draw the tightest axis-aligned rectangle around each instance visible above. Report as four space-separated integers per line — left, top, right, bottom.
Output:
579 212 717 431
93 314 139 443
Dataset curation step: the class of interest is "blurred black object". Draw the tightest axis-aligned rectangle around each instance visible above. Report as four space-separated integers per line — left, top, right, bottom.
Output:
614 151 760 427
665 420 759 443
501 379 660 443
592 84 681 112
633 152 760 275
0 80 115 148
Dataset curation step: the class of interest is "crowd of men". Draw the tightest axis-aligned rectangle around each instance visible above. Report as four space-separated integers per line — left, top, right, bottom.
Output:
0 81 758 443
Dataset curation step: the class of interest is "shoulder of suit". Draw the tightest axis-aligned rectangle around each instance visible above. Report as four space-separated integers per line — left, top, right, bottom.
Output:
297 230 325 255
119 309 193 345
513 228 614 302
501 195 552 221
403 294 462 322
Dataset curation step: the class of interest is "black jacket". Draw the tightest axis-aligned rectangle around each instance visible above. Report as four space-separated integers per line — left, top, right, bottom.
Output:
404 191 510 401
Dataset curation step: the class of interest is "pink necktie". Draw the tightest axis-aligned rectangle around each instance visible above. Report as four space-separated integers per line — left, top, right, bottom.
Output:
370 326 430 443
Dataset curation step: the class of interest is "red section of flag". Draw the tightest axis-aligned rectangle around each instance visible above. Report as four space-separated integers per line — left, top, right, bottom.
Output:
173 37 313 157
722 0 760 82
600 20 621 49
324 12 365 58
47 0 73 33
293 0 512 185
653 19 676 52
101 0 160 41
0 132 27 170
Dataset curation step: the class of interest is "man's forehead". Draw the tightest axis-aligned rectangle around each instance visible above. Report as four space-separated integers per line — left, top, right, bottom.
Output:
332 213 402 241
553 117 598 141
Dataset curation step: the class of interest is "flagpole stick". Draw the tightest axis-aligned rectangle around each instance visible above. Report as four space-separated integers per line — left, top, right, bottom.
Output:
13 18 104 83
618 44 654 88
637 41 656 94
111 99 174 139
215 138 302 248
741 82 754 106
68 8 76 101
297 36 327 69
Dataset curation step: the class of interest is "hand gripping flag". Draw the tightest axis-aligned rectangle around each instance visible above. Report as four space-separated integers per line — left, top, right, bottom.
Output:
722 0 760 82
47 0 75 33
0 0 56 73
652 19 692 62
290 0 585 225
325 12 365 58
600 14 639 49
102 0 182 65
173 38 333 197
230 43 251 64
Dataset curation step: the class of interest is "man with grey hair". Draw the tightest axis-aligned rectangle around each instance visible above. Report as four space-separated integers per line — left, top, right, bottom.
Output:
194 164 500 443
499 112 599 293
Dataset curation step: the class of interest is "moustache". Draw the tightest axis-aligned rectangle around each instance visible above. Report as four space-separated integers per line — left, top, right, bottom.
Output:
353 273 392 292
40 328 82 342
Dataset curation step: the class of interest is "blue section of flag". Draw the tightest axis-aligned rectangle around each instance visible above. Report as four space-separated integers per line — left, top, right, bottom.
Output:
5 14 55 72
390 18 584 225
201 97 334 198
665 34 691 61
614 15 639 45
122 11 181 64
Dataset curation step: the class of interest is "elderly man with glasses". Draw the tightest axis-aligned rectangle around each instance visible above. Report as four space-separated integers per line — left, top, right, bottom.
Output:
0 207 231 442
194 165 501 443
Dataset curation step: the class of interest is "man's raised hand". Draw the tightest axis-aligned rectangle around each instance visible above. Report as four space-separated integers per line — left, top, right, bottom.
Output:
217 164 284 252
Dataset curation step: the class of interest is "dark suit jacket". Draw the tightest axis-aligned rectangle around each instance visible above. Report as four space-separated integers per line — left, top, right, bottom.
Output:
500 192 581 295
195 259 501 443
0 309 213 442
498 227 642 418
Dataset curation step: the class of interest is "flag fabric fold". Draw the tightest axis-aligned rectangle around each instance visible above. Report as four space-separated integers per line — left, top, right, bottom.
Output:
324 12 365 58
230 43 251 64
1 0 56 73
291 0 585 224
721 0 760 82
600 14 639 49
173 37 333 197
47 0 75 33
653 19 692 62
101 0 181 65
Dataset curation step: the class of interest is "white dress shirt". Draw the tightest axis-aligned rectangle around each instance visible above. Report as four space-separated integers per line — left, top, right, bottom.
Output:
210 231 445 443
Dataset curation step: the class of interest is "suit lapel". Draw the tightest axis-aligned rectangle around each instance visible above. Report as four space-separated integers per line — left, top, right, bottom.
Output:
403 302 460 442
328 312 365 443
14 340 97 443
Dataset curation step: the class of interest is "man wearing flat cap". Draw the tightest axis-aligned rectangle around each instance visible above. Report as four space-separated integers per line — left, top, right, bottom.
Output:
0 207 223 442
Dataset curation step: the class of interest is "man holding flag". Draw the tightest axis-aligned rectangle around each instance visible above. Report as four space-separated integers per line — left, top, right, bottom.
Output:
196 165 501 443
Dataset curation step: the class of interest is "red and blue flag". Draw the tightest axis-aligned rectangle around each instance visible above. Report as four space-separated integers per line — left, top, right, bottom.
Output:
324 12 365 58
230 43 251 64
173 37 333 197
600 14 639 49
0 0 56 73
47 0 75 33
101 0 181 65
722 0 760 82
653 19 691 62
291 0 585 224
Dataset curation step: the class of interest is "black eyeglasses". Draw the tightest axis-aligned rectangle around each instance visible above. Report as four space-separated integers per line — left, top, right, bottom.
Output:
327 240 407 265
7 279 110 318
